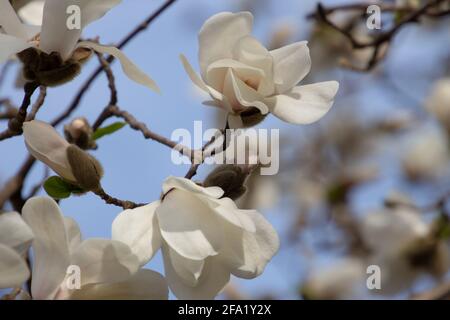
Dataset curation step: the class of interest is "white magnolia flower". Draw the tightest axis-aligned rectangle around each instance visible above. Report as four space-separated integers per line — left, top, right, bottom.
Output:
0 211 34 289
425 77 450 132
112 176 280 299
360 207 448 294
181 11 339 128
302 258 366 300
13 0 45 26
401 127 449 180
0 0 158 91
23 120 77 183
22 197 168 300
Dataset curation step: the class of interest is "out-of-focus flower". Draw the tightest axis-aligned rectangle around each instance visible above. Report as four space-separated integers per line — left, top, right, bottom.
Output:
64 117 96 150
301 258 366 300
401 127 449 180
0 211 33 289
0 0 158 90
425 78 450 133
360 207 449 294
112 176 279 299
23 120 103 191
181 11 339 128
22 197 168 300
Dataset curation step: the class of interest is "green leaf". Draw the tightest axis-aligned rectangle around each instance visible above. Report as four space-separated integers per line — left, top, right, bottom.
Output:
44 176 73 199
93 122 126 140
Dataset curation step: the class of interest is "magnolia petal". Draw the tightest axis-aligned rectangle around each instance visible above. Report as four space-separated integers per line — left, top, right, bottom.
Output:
64 217 82 253
156 189 223 260
162 176 224 199
227 113 244 129
268 81 339 124
0 211 33 255
77 41 160 93
232 36 274 96
70 238 140 287
206 58 264 93
22 197 70 299
180 54 225 102
39 0 81 59
168 247 204 287
0 33 32 64
40 0 121 60
163 246 230 300
69 269 168 300
17 0 45 26
112 201 162 266
0 0 29 38
221 211 279 279
271 41 311 94
23 120 76 182
199 196 256 232
223 69 269 114
199 11 253 78
0 244 29 289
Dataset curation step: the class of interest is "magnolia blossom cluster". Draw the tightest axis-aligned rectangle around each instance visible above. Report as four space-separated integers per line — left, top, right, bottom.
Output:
0 3 342 300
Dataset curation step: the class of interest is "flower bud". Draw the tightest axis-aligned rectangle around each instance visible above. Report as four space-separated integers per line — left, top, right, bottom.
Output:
239 108 268 128
203 165 249 200
66 144 103 192
64 117 96 150
17 48 82 87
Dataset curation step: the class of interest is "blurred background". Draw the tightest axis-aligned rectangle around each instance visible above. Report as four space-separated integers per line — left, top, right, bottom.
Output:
1 0 450 299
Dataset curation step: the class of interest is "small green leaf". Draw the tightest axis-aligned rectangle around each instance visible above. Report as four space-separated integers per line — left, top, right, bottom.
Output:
44 176 73 199
93 122 126 140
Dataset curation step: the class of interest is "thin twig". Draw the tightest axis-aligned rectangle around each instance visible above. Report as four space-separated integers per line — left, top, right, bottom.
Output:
312 0 449 71
0 82 39 141
26 86 47 121
94 188 145 209
51 0 177 127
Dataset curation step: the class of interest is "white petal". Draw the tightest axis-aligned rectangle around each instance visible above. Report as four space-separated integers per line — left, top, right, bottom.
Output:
268 81 339 124
199 11 253 78
39 0 81 59
23 120 76 183
168 247 204 287
200 196 256 232
232 36 274 95
223 69 269 114
77 41 160 93
64 217 81 253
163 246 230 300
156 189 223 260
221 211 279 279
17 0 45 26
0 243 29 289
0 0 29 38
68 269 168 300
0 211 33 255
112 201 162 266
206 58 264 93
22 197 70 299
162 176 224 199
70 239 140 287
180 54 226 102
271 41 311 94
0 33 32 64
40 0 121 60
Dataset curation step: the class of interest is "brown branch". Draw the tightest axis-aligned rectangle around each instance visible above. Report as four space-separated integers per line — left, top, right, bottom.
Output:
93 188 145 210
51 0 177 127
26 86 47 121
0 82 39 141
312 0 449 71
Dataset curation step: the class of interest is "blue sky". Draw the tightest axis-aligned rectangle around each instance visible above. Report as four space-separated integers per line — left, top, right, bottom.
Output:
1 0 449 299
